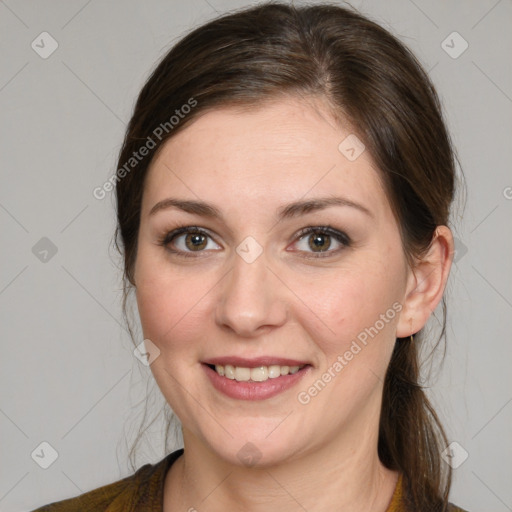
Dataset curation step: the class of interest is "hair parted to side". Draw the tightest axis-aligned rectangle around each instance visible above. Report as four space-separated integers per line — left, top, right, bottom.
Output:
114 2 462 510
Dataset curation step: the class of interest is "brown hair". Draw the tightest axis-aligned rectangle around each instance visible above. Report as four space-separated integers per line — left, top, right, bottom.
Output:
114 2 461 510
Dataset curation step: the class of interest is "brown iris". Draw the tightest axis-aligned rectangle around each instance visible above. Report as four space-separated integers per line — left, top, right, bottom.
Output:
308 232 331 252
185 232 208 251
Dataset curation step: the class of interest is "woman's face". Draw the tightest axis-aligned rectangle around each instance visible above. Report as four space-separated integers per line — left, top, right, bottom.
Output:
134 96 414 467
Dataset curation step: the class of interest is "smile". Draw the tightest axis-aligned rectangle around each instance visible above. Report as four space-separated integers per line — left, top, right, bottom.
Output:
212 363 305 382
201 360 311 401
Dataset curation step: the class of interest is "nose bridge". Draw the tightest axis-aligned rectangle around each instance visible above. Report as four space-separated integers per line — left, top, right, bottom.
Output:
215 248 286 336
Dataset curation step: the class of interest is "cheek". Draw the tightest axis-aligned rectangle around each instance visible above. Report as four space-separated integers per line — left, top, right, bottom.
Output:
296 266 402 413
136 277 200 346
134 269 208 411
134 252 216 359
134 248 186 343
298 258 403 356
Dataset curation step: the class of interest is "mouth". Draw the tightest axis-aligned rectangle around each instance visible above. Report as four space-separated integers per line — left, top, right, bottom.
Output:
201 357 312 401
205 363 307 382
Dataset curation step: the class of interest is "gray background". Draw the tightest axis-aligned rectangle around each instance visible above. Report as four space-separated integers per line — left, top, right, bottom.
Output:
1 0 511 511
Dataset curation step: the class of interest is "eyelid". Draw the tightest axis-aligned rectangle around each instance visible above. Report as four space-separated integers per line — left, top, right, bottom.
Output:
293 225 351 245
159 225 222 258
288 225 351 258
161 225 212 244
160 224 350 258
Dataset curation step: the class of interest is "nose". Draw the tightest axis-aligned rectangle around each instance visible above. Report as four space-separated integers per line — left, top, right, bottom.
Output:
215 251 288 337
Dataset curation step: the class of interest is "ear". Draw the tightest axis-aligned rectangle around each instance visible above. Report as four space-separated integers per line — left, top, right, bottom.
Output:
396 225 454 338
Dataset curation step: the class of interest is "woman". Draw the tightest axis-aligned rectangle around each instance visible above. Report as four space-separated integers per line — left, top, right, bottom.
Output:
34 2 469 511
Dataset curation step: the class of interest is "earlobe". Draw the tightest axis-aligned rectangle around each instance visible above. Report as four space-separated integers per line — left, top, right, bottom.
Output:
396 226 454 338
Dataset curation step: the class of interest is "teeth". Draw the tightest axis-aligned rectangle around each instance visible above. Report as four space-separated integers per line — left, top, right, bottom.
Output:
268 365 281 378
212 364 305 382
224 364 235 379
250 366 268 382
234 367 251 381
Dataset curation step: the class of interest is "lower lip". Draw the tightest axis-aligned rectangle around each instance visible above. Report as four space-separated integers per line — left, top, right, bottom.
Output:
202 364 311 401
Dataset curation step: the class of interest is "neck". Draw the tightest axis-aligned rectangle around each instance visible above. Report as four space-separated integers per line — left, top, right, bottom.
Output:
164 411 399 512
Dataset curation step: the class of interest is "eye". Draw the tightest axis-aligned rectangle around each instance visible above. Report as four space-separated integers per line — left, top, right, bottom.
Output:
159 224 351 259
159 226 221 257
290 225 351 258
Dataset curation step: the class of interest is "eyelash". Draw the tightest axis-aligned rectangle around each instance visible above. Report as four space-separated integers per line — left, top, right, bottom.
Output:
157 224 351 259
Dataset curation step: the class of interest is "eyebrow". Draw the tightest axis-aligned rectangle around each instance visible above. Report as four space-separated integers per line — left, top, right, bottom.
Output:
149 196 373 220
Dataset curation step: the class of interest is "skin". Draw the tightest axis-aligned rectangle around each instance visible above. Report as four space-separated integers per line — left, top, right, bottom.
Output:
133 95 454 512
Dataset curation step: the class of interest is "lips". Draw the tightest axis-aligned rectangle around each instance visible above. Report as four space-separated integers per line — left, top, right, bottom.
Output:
201 356 312 400
202 356 310 367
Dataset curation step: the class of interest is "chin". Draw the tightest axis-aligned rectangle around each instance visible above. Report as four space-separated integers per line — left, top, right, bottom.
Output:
197 421 307 469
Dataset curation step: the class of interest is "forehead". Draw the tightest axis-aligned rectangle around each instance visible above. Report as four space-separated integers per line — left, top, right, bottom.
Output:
142 96 389 220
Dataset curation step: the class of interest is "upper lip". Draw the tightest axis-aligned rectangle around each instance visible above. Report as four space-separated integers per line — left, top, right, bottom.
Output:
202 356 310 368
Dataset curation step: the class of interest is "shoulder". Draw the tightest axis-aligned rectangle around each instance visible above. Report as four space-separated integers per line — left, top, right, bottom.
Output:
30 449 184 512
